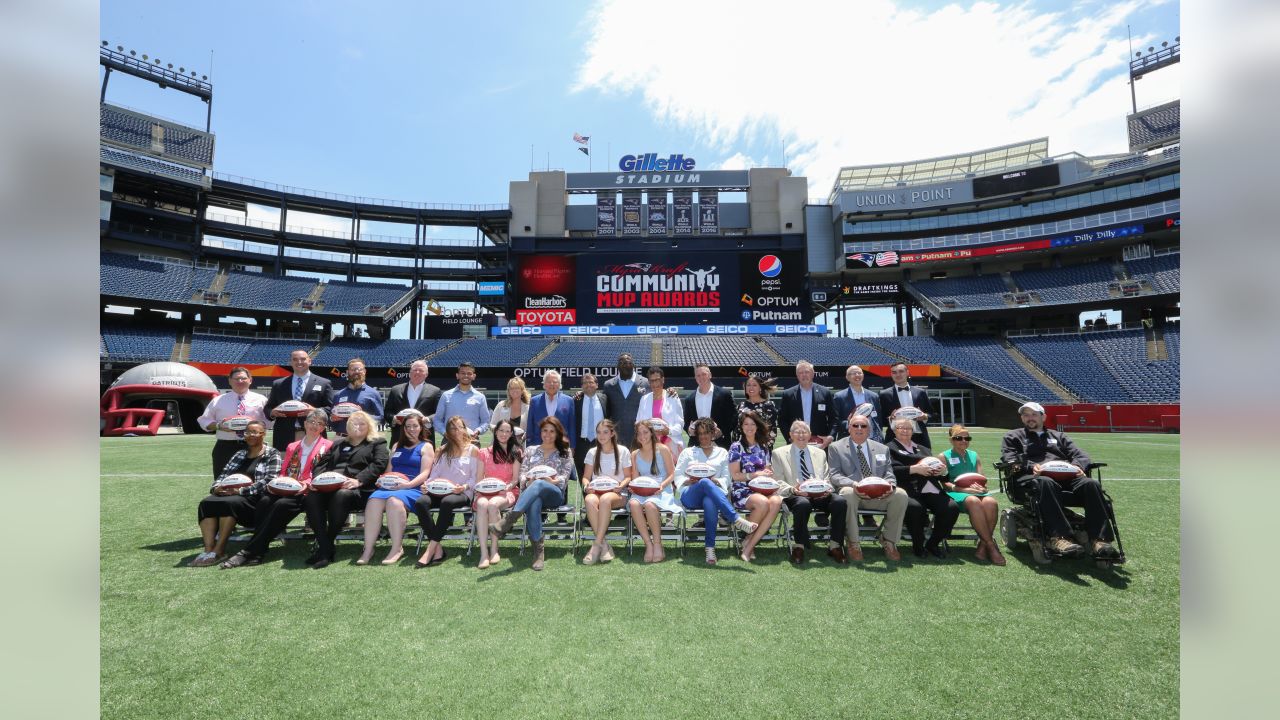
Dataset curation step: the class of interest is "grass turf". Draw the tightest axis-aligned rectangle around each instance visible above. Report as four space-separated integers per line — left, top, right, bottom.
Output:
101 429 1179 719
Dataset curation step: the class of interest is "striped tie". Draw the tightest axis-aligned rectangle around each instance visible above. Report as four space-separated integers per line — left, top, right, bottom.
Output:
799 449 811 482
856 444 872 478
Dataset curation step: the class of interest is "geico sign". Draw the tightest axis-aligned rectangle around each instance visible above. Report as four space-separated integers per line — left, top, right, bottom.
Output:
637 326 679 334
568 326 611 335
498 326 543 335
516 309 576 325
774 325 819 333
706 325 749 334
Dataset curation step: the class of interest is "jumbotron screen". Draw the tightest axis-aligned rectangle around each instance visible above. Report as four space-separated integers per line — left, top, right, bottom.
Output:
513 250 810 326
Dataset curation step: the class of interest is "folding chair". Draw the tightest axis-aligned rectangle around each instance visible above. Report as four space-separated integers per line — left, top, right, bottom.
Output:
519 467 579 556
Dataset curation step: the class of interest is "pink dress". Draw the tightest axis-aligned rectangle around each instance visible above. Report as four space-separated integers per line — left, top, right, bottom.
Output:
477 446 520 506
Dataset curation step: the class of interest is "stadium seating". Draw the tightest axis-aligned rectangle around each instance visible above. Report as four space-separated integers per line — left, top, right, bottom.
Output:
320 280 411 314
1127 102 1180 152
188 334 254 363
100 145 207 185
1010 333 1143 402
1013 261 1118 304
910 275 1010 310
763 337 900 366
537 338 653 367
311 338 456 367
1085 329 1179 403
865 336 1059 401
659 336 773 366
237 338 320 365
101 325 177 361
427 338 553 368
1125 253 1180 294
221 271 318 312
100 104 215 167
100 252 194 303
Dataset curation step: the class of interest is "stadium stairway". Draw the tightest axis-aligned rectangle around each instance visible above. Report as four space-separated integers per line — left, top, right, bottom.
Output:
1002 342 1077 402
1001 272 1019 293
301 283 326 311
651 338 663 365
528 341 558 366
1148 327 1169 361
171 331 191 363
757 338 787 365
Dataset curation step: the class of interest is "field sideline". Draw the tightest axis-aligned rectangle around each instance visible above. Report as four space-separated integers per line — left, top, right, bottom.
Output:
101 429 1179 719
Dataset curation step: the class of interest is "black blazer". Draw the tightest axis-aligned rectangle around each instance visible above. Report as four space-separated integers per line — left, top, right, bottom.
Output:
264 374 334 452
601 374 650 447
681 385 737 450
885 438 943 497
382 381 442 446
777 383 838 444
312 437 389 492
573 392 610 443
878 385 934 448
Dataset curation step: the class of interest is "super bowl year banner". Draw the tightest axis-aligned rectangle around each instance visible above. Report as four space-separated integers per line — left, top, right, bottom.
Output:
621 193 642 235
596 194 616 236
647 192 668 235
673 191 693 234
698 190 718 234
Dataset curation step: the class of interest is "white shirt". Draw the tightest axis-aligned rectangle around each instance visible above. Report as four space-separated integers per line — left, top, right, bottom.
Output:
800 386 814 424
896 385 914 408
695 385 714 420
197 391 271 440
406 381 425 409
291 372 313 399
584 445 632 480
579 393 603 439
792 444 814 481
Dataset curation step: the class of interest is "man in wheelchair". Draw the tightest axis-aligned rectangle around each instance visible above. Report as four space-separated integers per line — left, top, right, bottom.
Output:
1000 402 1121 560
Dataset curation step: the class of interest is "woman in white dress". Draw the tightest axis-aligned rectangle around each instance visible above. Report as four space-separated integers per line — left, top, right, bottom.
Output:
635 366 685 456
627 418 681 563
581 419 631 565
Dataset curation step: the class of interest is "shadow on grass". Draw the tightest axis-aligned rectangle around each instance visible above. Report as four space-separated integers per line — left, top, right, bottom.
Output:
1007 549 1134 588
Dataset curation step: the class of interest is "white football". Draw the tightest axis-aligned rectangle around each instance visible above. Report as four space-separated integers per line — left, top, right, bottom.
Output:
891 406 926 421
1039 460 1080 483
275 400 313 418
854 402 876 417
394 408 424 424
425 479 455 496
686 462 716 478
474 478 507 496
377 472 409 490
525 464 558 481
215 473 253 491
330 402 362 420
798 479 834 497
648 418 669 433
266 477 305 497
855 476 894 499
588 477 621 493
218 415 253 432
921 457 946 472
747 477 781 496
629 476 661 497
311 472 347 493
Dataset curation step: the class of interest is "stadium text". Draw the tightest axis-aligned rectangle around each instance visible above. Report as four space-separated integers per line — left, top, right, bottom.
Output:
853 187 955 207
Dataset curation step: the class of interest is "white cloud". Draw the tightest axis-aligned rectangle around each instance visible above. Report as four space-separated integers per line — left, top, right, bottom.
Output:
575 0 1179 195
714 152 760 170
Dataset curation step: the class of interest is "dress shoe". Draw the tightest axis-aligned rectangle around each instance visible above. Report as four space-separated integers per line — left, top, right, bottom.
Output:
304 551 323 566
845 541 863 562
311 557 333 569
790 546 805 564
926 544 947 560
880 540 901 561
827 545 848 564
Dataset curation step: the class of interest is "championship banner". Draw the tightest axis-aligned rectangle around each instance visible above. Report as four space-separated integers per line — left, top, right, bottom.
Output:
647 192 668 235
596 194 616 236
698 190 719 234
621 193 642 236
673 191 693 234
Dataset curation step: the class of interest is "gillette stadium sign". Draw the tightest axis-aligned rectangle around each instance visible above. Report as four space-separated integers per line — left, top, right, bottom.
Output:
566 154 749 191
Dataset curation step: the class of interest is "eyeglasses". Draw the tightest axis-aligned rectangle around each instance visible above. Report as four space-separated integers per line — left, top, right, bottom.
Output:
951 436 972 441
849 424 870 429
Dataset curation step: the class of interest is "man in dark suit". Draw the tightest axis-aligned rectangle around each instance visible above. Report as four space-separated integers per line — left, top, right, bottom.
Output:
777 360 837 448
681 363 736 450
528 369 576 445
878 361 934 447
601 353 650 447
572 373 609 478
382 359 442 446
264 349 333 452
832 364 883 442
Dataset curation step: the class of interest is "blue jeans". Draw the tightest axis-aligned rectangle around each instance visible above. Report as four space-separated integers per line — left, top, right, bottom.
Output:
513 479 565 541
680 478 738 547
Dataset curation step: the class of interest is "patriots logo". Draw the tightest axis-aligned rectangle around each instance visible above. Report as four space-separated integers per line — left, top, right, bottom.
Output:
624 263 652 271
847 252 875 267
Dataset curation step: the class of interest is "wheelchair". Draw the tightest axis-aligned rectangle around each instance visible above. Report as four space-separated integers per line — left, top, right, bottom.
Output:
995 458 1126 568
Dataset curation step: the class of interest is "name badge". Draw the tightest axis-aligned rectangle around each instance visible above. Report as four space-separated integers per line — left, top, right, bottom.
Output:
948 456 960 465
875 454 886 463
817 403 827 411
1047 438 1057 445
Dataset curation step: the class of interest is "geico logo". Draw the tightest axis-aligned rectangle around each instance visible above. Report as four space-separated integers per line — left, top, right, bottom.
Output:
774 325 818 333
568 326 611 335
706 326 748 334
500 326 542 335
637 326 678 334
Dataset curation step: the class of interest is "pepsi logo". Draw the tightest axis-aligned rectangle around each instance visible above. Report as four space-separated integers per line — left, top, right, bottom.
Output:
758 255 782 278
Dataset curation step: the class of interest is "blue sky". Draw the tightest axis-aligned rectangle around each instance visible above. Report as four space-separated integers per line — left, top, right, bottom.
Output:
101 0 1180 336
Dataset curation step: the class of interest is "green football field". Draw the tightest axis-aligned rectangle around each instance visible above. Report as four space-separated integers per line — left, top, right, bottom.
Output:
101 429 1179 719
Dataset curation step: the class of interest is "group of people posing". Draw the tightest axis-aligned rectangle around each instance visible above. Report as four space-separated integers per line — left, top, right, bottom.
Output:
190 350 1119 570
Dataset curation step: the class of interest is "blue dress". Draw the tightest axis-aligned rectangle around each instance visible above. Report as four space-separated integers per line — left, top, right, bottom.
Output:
370 441 427 508
632 448 683 514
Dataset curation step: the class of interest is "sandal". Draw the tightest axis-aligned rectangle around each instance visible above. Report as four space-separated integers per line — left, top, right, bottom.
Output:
705 548 718 565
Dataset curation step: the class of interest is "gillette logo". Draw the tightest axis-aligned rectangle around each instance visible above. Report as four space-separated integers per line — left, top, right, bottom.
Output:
619 154 696 173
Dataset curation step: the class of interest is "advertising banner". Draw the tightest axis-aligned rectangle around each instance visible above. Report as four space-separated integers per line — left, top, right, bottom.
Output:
595 194 616 236
492 323 828 337
621 193 642 235
583 253 731 322
477 281 504 296
426 313 491 339
845 251 901 269
673 191 694 234
698 190 719 234
647 192 668 235
737 251 808 323
516 254 576 325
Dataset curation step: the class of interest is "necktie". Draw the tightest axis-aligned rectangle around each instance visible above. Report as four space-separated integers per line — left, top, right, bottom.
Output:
856 444 872 478
236 394 246 415
584 397 596 441
799 449 811 482
293 376 303 400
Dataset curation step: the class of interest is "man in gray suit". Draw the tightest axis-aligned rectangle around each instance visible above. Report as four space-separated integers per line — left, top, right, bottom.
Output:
601 353 650 446
828 409 909 561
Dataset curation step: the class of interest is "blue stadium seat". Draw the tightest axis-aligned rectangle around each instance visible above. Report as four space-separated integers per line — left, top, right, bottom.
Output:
100 252 195 303
1010 329 1179 403
1013 261 1118 304
426 338 552 368
100 104 215 167
311 338 456 367
538 338 653 367
1125 253 1180 294
320 280 412 315
763 337 899 366
866 335 1059 401
221 271 318 312
659 337 772 367
238 339 320 365
910 275 1009 310
101 324 177 362
100 145 207 185
188 334 253 363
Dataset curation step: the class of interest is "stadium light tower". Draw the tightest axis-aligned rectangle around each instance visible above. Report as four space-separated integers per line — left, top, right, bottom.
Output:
1128 33 1180 114
100 41 214 131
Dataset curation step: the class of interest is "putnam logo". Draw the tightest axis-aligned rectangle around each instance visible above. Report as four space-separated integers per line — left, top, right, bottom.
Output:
758 255 782 278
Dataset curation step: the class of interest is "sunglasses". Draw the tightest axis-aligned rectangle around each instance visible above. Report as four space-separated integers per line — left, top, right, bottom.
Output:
951 436 972 441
